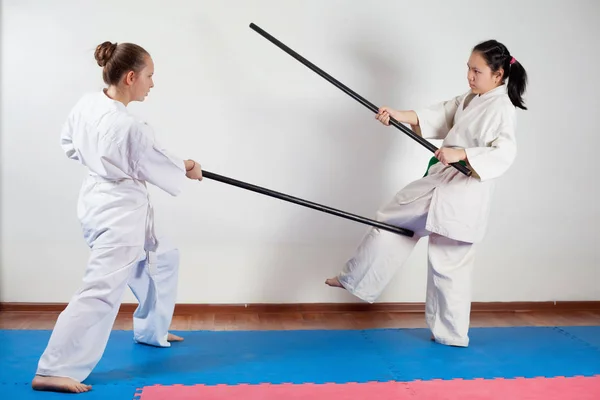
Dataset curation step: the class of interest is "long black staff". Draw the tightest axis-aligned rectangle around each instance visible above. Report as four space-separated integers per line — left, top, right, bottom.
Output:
249 22 472 177
201 170 414 237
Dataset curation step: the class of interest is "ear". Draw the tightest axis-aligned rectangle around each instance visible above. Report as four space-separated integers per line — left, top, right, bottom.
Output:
495 68 505 81
125 70 136 86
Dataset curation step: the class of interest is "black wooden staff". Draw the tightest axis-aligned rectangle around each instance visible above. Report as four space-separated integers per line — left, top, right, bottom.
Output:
201 170 414 237
249 22 472 177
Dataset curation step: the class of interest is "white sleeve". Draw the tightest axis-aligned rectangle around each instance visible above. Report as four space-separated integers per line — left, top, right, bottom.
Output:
129 122 187 196
60 115 80 161
413 94 465 140
464 112 517 182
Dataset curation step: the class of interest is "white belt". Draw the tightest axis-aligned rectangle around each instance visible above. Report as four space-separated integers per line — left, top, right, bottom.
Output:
144 200 159 276
87 173 159 275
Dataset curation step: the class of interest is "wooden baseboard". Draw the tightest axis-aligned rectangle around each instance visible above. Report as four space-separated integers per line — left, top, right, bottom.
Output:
1 301 599 314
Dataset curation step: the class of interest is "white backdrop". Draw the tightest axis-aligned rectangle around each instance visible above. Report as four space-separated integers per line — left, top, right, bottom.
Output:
1 0 598 304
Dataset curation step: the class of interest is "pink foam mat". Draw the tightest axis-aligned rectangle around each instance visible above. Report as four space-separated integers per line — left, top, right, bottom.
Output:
135 375 600 399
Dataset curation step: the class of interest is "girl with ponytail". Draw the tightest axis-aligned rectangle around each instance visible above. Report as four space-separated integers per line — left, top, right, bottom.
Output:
472 39 528 110
326 39 528 349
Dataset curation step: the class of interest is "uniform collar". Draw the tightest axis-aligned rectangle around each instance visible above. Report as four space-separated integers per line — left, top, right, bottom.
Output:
101 88 128 112
478 83 507 98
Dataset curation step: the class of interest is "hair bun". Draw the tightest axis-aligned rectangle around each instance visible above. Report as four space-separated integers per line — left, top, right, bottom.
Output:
94 41 118 67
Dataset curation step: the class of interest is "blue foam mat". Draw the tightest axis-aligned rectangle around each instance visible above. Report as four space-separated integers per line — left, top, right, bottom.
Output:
558 325 600 350
1 326 599 399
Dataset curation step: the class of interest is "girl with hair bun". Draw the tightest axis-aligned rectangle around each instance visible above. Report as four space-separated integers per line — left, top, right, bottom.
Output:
32 41 203 393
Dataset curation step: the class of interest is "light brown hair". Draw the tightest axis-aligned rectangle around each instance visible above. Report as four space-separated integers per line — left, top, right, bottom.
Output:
94 41 150 85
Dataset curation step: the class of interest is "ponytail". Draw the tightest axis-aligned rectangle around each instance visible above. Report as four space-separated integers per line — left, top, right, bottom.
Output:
472 40 528 110
506 58 528 110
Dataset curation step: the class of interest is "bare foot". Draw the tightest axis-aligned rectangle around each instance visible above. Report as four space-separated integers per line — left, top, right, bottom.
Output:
167 332 184 342
32 375 91 393
325 277 344 288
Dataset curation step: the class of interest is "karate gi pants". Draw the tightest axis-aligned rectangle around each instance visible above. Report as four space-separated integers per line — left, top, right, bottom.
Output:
337 189 476 347
35 245 179 382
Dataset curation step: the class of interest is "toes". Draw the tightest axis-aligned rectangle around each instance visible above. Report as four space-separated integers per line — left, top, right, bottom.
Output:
167 333 184 342
79 384 92 393
325 278 343 288
75 383 90 393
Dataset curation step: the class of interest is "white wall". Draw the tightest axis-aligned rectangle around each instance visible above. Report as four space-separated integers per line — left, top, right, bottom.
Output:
1 0 598 304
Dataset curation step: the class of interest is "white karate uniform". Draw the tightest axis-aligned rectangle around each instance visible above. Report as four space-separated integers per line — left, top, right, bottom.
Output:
36 89 188 382
338 84 517 347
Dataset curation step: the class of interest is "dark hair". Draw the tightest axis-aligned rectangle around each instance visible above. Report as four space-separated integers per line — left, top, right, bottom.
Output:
472 40 528 110
94 41 150 86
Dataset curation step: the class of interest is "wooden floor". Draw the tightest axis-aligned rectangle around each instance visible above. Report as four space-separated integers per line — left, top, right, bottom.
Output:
1 310 599 331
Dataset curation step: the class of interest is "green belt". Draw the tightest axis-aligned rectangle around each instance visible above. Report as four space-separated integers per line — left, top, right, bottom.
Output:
423 156 467 177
